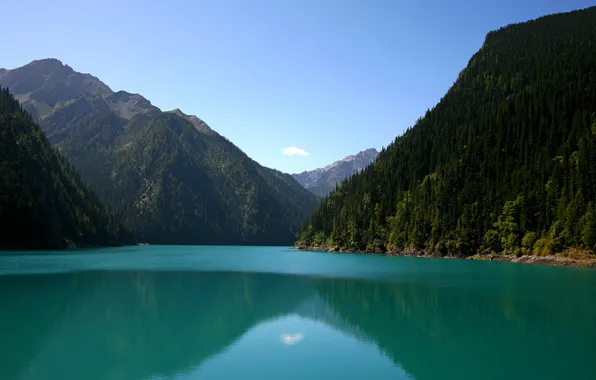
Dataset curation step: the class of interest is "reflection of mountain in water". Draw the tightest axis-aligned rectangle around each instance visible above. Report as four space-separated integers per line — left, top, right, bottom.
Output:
0 270 595 380
293 295 370 343
0 271 313 380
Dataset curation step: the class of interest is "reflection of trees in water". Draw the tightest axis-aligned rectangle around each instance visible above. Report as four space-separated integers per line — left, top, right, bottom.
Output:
0 273 96 380
1 271 595 380
0 271 313 380
315 278 596 380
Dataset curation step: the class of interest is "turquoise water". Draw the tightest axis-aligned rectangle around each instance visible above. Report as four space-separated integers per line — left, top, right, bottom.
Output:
0 246 595 379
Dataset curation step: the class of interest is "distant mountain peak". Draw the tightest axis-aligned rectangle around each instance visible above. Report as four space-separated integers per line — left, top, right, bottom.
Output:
19 58 81 80
27 57 69 67
292 148 379 196
30 57 63 64
322 148 379 171
0 58 112 117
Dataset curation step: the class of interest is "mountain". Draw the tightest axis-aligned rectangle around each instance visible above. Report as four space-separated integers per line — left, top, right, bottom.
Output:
0 58 113 120
0 88 133 249
0 59 318 245
292 148 378 196
297 7 596 256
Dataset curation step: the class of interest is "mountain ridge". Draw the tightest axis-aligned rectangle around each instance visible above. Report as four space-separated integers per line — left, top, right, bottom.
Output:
292 148 378 196
1 59 318 245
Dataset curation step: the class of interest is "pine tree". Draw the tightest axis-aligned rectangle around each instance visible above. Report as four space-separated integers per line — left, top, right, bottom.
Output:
297 7 596 257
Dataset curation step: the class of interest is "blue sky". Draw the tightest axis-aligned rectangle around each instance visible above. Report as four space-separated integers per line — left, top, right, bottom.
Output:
2 0 593 173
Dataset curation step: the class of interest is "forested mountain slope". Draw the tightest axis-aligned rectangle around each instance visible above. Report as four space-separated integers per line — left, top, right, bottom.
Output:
56 110 318 245
0 60 318 245
0 88 133 249
298 7 596 256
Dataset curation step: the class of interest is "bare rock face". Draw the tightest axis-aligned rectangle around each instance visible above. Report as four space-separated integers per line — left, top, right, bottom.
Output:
104 91 160 119
292 148 379 196
0 59 164 122
0 59 112 117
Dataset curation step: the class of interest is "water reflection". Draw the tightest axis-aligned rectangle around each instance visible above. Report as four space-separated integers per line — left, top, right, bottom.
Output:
0 270 595 380
316 278 596 380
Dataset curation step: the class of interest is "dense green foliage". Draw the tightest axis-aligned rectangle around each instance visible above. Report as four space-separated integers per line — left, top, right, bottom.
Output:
47 106 318 245
298 7 596 256
1 59 318 245
0 88 133 249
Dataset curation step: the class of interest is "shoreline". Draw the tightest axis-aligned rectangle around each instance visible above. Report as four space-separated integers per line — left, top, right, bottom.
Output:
295 245 596 268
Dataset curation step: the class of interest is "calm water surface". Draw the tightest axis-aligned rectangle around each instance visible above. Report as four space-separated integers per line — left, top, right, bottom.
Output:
1 246 595 379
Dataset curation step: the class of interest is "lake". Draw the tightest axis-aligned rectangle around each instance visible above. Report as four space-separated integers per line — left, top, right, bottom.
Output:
0 246 595 380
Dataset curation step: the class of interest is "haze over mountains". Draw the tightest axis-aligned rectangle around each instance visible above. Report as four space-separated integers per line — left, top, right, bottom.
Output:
0 59 318 246
292 148 378 196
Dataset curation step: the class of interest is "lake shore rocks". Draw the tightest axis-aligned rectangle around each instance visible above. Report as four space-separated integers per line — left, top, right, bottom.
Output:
295 245 596 268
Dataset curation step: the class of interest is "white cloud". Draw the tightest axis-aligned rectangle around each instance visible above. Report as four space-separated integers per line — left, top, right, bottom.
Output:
280 333 304 345
281 146 309 156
